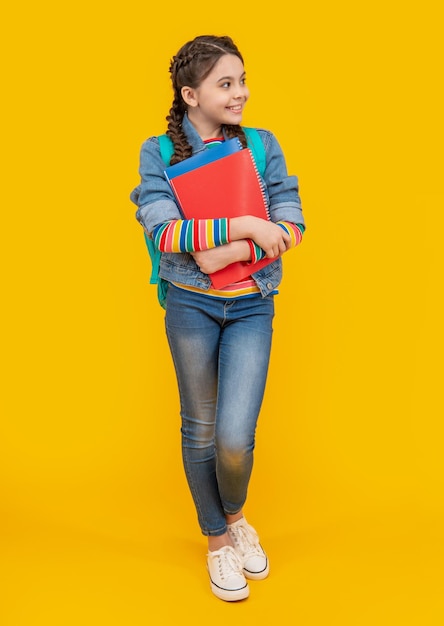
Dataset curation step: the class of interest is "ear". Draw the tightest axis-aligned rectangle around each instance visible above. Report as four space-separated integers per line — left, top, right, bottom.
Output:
181 86 198 108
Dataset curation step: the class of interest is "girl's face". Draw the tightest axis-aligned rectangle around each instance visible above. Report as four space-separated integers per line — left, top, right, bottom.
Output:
183 54 250 139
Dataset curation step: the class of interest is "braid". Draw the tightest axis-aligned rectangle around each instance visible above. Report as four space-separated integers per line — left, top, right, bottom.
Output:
166 94 193 165
224 124 248 149
169 50 196 78
165 35 246 163
166 49 198 164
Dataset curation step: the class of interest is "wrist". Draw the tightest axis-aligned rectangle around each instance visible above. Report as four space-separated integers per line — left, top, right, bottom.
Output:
229 216 254 241
230 239 251 263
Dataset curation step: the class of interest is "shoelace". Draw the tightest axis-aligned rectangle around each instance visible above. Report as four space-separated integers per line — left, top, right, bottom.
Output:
230 524 261 558
214 547 243 581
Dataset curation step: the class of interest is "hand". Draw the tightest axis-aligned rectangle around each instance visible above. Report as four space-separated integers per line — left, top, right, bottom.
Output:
191 241 250 274
230 216 291 258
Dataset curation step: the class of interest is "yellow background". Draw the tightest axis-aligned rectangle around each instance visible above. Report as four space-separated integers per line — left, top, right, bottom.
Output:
1 1 443 624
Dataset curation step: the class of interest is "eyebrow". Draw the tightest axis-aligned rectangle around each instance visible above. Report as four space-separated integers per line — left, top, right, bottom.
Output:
216 72 246 83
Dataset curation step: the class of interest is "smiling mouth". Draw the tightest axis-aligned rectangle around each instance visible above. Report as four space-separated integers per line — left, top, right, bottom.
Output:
227 105 242 112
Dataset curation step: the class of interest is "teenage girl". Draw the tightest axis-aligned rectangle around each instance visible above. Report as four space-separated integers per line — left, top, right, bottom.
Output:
131 35 305 602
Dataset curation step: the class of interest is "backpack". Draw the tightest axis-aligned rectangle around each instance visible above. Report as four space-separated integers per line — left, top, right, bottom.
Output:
145 127 267 308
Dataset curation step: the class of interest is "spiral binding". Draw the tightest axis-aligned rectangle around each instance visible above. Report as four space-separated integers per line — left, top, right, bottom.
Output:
247 148 271 221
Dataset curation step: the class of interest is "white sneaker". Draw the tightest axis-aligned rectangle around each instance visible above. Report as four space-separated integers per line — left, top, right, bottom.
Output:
227 518 269 580
207 545 249 601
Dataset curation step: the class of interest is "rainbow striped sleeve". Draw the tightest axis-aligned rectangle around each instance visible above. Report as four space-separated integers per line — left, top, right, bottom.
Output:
247 240 265 264
277 222 305 247
152 219 230 253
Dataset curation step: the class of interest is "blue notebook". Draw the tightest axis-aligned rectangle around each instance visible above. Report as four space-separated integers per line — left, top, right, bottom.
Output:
164 137 242 182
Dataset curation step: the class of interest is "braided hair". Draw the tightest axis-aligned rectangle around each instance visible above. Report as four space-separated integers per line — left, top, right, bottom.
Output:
166 35 248 165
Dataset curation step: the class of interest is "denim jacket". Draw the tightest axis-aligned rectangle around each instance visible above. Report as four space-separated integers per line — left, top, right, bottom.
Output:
130 114 305 296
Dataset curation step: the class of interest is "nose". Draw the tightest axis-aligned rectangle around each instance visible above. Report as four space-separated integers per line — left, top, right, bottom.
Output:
234 82 248 99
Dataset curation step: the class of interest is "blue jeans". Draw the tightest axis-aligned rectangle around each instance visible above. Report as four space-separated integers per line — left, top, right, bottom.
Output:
165 285 275 536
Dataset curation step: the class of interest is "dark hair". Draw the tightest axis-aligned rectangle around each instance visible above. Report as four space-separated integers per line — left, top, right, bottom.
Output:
166 35 248 164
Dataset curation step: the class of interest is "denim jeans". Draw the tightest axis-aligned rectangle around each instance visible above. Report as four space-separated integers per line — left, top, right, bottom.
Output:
165 284 274 536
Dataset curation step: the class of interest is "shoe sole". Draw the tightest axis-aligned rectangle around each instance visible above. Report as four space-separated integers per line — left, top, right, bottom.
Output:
209 580 250 602
243 560 270 580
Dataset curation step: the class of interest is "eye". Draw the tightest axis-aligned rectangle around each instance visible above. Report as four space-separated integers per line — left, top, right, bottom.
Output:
221 81 230 88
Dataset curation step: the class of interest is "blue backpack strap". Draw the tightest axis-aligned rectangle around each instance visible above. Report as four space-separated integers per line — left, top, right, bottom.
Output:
143 231 160 285
243 127 266 177
158 133 175 165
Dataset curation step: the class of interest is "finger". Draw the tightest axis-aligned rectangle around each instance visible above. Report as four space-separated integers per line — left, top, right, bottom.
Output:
279 239 287 253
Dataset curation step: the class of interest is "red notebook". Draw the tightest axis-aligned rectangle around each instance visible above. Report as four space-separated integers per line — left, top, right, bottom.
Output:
165 148 272 289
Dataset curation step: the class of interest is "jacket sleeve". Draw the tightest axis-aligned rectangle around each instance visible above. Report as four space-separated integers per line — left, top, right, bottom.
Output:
130 137 182 234
259 130 305 227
